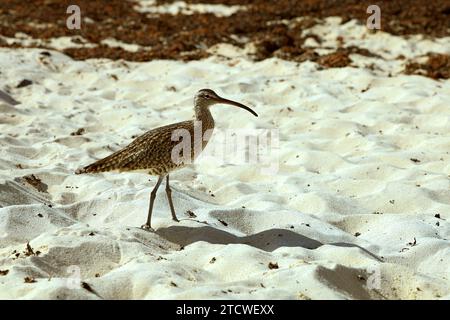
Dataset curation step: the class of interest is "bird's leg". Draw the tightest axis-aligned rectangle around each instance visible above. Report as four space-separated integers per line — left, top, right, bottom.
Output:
141 175 164 230
165 175 179 222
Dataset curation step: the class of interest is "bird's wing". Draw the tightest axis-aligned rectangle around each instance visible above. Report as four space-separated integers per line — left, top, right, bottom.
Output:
76 120 193 174
75 141 144 173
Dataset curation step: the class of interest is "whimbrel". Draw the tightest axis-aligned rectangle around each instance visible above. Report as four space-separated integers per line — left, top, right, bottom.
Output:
76 89 257 230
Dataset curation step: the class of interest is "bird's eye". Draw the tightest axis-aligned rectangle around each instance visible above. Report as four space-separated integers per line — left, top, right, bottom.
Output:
204 94 210 99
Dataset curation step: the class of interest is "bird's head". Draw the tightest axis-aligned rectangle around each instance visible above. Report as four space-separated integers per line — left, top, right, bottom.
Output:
194 89 258 117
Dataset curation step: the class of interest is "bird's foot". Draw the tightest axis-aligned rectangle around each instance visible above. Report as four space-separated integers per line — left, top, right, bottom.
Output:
172 216 180 223
140 223 154 231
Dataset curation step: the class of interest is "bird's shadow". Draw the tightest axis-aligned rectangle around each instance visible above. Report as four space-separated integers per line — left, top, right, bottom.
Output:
156 225 382 261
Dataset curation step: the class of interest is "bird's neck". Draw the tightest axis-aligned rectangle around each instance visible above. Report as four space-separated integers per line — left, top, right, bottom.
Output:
195 105 214 132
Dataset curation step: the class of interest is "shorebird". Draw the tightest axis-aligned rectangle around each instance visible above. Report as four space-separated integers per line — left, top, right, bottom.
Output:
76 89 257 230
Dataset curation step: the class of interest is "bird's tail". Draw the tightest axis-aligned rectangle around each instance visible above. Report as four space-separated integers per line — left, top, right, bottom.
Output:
75 149 130 174
75 160 115 174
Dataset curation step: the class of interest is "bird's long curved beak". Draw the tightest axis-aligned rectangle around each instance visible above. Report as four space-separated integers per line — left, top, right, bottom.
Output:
216 97 258 117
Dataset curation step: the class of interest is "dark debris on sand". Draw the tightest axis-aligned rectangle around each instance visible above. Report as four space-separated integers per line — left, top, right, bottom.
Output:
405 53 450 80
0 0 449 77
20 174 49 193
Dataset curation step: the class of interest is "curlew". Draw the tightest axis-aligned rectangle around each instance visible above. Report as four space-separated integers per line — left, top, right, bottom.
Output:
76 89 258 230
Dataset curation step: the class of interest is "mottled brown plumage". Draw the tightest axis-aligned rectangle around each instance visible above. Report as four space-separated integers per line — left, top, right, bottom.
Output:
76 89 257 230
76 120 206 175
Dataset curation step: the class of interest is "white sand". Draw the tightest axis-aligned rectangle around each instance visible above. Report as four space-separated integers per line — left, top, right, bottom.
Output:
134 0 245 17
0 19 449 300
